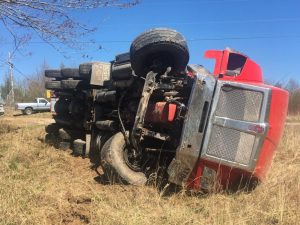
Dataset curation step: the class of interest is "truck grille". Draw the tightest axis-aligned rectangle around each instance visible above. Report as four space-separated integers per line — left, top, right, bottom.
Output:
207 126 255 165
201 81 271 170
215 87 263 122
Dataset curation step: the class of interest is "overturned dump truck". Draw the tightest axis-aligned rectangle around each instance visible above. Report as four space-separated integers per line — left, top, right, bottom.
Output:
44 28 288 192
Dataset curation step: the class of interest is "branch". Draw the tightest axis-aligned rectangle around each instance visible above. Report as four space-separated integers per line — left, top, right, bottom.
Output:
0 0 140 51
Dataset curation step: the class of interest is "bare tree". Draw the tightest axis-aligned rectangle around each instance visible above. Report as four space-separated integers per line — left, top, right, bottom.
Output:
265 79 300 114
0 0 139 53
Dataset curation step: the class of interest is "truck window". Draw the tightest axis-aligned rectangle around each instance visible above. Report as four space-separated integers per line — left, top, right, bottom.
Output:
226 53 247 76
39 99 48 104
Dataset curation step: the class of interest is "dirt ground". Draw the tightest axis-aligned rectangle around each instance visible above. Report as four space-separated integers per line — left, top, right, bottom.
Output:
0 111 299 225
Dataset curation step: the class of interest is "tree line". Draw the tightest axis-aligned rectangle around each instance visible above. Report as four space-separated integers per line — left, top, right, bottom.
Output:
0 63 47 104
273 79 300 115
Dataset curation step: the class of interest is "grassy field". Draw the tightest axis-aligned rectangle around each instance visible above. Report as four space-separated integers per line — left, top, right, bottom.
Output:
286 114 300 123
0 112 299 225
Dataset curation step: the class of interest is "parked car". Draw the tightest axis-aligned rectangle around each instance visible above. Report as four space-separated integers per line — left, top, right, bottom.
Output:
15 98 50 115
0 104 4 115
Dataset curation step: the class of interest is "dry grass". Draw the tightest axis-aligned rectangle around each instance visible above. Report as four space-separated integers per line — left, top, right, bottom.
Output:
0 114 299 225
286 113 300 123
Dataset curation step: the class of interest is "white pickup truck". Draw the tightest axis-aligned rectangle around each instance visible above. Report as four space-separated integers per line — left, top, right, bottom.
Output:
15 98 50 115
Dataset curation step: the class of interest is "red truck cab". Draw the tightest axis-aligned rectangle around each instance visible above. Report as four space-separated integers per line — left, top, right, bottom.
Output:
168 49 289 191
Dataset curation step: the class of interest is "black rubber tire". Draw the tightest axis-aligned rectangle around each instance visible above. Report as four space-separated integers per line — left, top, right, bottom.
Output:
58 141 71 150
73 139 86 156
52 91 73 98
45 133 61 147
115 52 130 63
89 132 112 161
58 128 84 141
101 132 147 185
61 80 89 90
111 62 133 81
24 107 33 115
53 115 84 129
93 132 108 152
69 99 85 120
45 81 61 90
45 69 62 79
45 133 56 144
130 28 189 76
54 99 70 115
53 115 72 127
61 68 80 79
79 62 109 80
79 63 93 77
45 123 60 134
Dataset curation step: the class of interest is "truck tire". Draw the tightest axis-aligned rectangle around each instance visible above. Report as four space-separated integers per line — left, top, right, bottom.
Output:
58 141 71 150
111 62 133 81
69 99 85 120
93 132 106 151
45 133 56 144
45 81 61 90
45 69 62 79
115 52 130 64
79 63 93 78
54 99 70 115
101 132 147 186
24 107 33 115
61 80 89 90
73 139 86 156
61 68 80 79
45 133 61 147
45 123 60 134
53 115 73 127
53 115 84 129
58 128 84 141
130 28 189 76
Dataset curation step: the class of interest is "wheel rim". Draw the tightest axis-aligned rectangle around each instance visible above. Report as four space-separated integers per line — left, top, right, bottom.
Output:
26 109 32 114
123 147 142 172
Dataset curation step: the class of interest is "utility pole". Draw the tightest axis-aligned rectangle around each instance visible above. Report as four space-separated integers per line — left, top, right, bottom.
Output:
8 52 14 104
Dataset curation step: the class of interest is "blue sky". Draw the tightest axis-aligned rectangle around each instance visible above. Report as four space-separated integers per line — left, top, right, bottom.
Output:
1 0 300 84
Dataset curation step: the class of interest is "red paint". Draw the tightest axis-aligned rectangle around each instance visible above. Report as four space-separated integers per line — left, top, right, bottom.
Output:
145 102 177 124
204 50 224 75
204 49 263 82
254 84 289 180
168 104 177 122
187 49 289 191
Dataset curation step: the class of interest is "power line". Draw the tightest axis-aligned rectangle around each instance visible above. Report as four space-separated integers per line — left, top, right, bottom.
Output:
99 17 300 27
12 65 31 80
0 59 31 80
1 34 300 45
141 0 250 5
188 35 300 41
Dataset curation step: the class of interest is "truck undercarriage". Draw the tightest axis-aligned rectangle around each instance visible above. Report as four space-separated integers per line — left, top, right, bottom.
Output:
44 28 288 192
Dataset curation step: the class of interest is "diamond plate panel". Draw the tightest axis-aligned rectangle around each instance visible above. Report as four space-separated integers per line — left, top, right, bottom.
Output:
207 126 255 165
215 87 263 122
